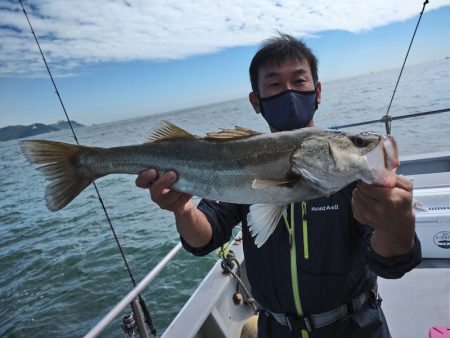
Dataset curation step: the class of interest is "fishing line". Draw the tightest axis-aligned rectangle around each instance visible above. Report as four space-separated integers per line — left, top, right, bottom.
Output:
18 1 157 336
383 0 429 134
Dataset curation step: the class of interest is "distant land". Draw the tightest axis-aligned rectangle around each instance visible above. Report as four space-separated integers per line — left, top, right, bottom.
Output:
0 120 85 142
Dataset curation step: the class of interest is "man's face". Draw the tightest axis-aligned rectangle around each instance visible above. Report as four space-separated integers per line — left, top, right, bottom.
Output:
249 56 321 130
257 57 317 98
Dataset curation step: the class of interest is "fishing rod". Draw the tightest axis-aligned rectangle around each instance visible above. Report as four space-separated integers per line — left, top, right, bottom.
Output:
330 107 450 130
382 0 429 135
331 0 432 133
18 1 157 336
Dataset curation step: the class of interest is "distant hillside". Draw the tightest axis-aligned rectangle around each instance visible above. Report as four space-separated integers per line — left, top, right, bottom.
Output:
0 120 85 142
52 120 85 130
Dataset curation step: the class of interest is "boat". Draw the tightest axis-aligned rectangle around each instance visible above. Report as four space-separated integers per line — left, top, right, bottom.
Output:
15 2 448 337
84 150 450 338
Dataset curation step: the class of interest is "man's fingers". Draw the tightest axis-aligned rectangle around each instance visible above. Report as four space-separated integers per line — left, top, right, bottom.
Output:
357 175 412 195
354 182 380 202
162 191 193 210
155 190 181 208
352 187 384 228
136 169 191 212
135 169 158 188
153 189 192 211
352 188 370 224
151 171 177 192
395 175 413 192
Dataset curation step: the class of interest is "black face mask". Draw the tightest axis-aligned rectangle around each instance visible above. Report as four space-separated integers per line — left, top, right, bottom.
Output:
259 89 318 131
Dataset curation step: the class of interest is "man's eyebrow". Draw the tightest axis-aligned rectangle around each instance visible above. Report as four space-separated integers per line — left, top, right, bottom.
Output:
262 71 281 79
262 68 308 80
292 69 308 76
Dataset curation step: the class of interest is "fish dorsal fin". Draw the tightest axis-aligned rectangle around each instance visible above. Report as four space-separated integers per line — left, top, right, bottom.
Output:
205 126 263 141
146 121 198 143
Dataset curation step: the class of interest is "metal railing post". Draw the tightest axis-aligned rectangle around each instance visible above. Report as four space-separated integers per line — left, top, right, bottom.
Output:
131 298 149 338
84 242 183 338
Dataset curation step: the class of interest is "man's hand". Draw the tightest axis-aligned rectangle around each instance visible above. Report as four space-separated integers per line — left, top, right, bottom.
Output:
135 169 212 248
135 169 194 215
352 175 415 257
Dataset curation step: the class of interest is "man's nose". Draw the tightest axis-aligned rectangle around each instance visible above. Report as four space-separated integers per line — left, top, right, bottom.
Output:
284 82 293 91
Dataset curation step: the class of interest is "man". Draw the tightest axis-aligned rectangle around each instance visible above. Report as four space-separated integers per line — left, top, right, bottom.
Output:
136 34 421 337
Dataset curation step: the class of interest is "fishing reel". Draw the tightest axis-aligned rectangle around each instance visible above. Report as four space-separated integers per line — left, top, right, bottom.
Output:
121 313 138 337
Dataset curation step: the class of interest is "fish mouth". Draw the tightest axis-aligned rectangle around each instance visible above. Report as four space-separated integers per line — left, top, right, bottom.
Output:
382 135 400 170
363 134 399 187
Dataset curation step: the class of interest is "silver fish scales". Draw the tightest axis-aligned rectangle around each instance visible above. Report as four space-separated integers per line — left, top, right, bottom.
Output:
21 121 399 246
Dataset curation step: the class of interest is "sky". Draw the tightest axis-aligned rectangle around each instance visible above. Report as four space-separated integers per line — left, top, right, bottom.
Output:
1 0 450 127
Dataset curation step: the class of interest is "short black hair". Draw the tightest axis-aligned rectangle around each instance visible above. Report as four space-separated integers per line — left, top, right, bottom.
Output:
249 33 319 93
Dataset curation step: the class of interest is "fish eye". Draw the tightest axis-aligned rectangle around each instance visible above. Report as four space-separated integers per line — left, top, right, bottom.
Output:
351 135 366 147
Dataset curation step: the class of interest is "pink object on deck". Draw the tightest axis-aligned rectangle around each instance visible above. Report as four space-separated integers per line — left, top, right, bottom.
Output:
429 326 450 338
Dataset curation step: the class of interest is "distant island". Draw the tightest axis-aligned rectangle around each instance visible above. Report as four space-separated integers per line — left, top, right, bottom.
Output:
0 120 85 142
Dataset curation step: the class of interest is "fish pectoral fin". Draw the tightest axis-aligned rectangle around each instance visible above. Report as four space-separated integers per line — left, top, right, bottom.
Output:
146 121 199 143
205 126 263 141
294 168 330 191
247 204 286 248
295 168 319 185
252 177 298 189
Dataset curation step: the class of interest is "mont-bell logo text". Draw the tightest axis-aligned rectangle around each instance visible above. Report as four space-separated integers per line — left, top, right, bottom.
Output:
311 204 339 212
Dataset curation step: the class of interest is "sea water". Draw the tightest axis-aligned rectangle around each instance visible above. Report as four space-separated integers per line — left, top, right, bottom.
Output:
1 59 449 337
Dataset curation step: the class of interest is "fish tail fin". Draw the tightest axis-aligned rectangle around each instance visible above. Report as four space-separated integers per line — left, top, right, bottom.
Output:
20 140 93 211
247 204 286 247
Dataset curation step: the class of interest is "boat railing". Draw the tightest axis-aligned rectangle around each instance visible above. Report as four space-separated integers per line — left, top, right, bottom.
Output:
84 242 183 338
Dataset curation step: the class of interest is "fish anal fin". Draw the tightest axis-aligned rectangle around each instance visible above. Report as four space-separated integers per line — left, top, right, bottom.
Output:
146 121 198 143
205 126 263 141
247 204 286 247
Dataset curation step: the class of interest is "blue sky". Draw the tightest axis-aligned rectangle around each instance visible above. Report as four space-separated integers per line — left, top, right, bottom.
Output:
1 1 450 127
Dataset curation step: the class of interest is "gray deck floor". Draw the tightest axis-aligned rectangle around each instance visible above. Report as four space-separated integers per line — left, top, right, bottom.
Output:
378 263 449 338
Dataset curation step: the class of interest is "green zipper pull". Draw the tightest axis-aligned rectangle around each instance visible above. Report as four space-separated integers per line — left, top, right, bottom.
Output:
302 201 309 260
283 212 292 248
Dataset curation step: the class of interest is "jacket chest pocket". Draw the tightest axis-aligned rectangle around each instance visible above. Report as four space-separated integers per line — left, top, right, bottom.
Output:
294 199 356 276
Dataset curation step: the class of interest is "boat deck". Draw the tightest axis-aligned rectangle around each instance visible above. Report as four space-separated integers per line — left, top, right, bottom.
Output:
379 262 450 337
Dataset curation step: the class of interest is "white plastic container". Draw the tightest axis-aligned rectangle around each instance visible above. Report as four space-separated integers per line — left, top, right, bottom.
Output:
413 186 450 258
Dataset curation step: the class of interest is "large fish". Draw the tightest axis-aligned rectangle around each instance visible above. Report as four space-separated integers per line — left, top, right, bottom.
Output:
20 121 399 247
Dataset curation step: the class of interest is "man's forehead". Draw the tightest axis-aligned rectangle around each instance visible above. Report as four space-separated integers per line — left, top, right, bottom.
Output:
259 57 312 77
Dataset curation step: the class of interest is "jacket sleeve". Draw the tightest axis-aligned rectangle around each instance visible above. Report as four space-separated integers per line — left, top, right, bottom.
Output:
180 199 244 256
361 224 422 279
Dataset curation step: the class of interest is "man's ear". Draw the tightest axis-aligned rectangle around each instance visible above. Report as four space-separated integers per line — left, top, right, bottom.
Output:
316 81 322 106
249 92 261 114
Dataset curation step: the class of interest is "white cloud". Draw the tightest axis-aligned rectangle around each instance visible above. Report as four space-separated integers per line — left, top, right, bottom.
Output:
1 0 449 77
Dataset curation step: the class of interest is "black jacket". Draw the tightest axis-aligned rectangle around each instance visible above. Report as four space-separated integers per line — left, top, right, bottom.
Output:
181 184 421 338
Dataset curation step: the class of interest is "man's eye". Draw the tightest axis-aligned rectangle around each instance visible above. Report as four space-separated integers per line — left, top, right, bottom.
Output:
269 83 280 87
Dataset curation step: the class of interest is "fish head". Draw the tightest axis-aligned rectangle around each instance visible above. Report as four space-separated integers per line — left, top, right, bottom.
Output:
291 130 399 192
